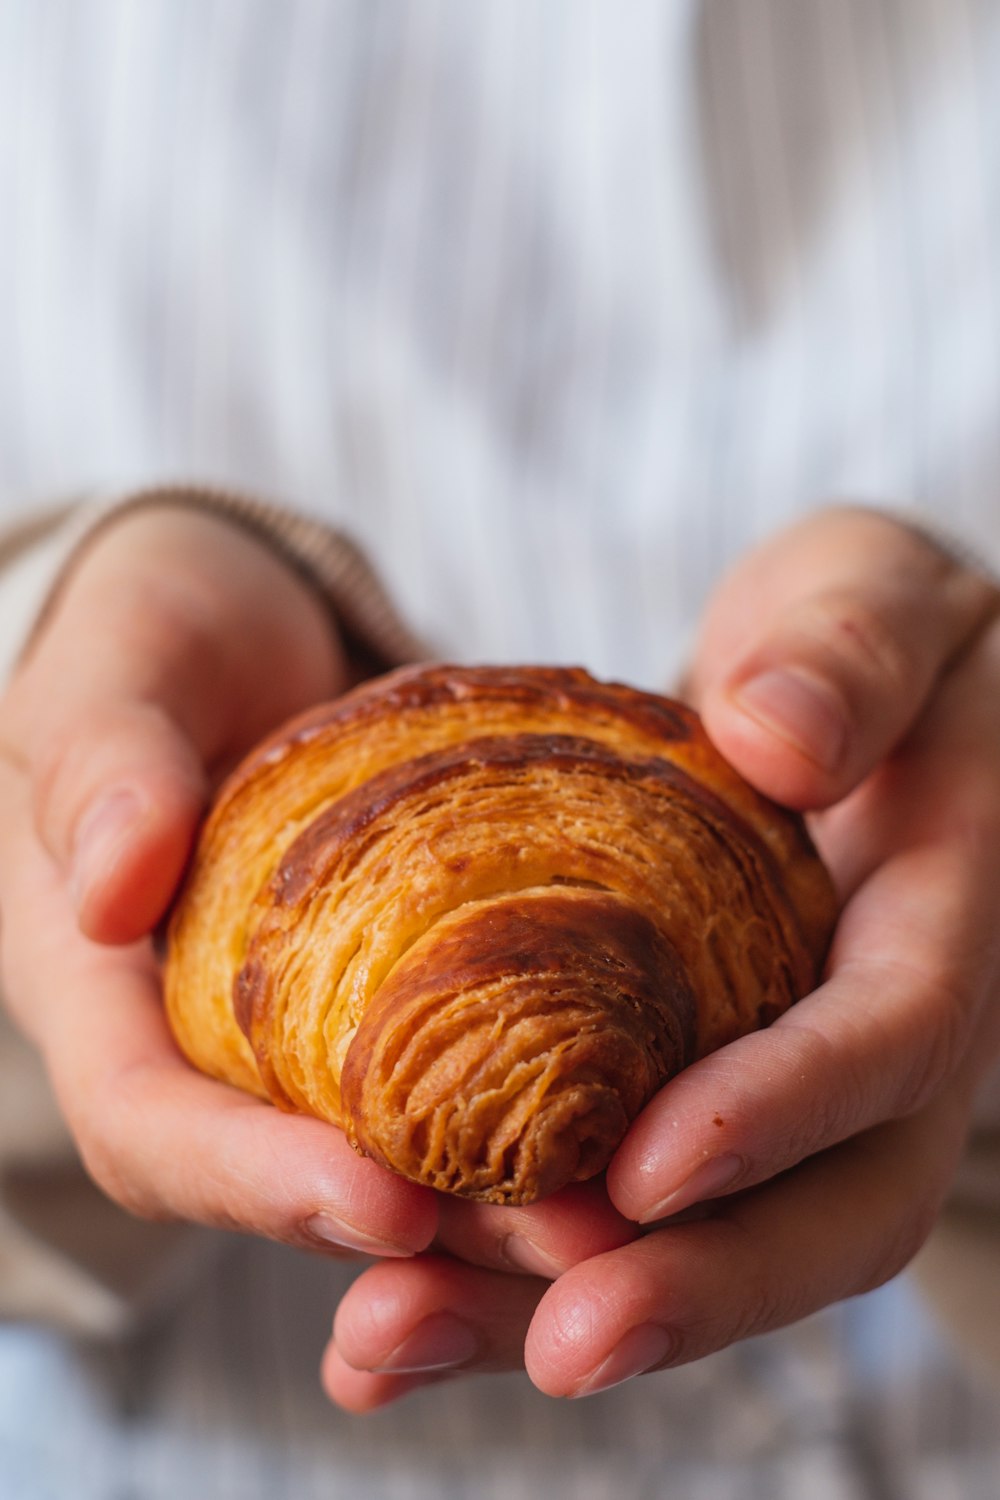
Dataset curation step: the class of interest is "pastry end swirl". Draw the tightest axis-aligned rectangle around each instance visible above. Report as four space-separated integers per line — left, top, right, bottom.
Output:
340 888 697 1204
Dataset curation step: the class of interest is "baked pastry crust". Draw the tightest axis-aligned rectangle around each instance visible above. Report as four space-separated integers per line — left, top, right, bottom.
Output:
165 664 837 1203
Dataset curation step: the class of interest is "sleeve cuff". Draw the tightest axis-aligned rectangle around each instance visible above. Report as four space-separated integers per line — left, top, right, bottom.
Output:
0 495 111 686
5 482 431 683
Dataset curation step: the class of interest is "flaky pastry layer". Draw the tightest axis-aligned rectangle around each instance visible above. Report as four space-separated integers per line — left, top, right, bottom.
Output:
165 664 837 1203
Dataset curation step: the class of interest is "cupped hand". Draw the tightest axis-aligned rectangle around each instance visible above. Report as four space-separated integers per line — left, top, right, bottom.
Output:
324 506 1000 1410
0 505 438 1257
0 503 637 1288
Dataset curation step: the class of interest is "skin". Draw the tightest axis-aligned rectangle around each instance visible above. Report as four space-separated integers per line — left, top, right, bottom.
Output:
0 508 631 1265
1 504 998 1412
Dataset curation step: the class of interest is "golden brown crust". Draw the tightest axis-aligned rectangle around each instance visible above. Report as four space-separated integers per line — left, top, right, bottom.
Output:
339 889 697 1202
165 664 838 1203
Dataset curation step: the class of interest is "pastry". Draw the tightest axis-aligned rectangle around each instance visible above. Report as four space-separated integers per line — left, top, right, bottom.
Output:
164 664 837 1204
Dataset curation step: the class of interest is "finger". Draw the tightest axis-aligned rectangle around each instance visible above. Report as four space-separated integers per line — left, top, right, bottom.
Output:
25 947 436 1256
331 1254 544 1386
611 617 1000 1225
29 700 208 942
320 1345 451 1414
0 764 437 1256
433 1180 638 1278
2 505 344 941
324 1184 639 1411
528 1092 968 1398
689 506 999 808
608 830 994 1225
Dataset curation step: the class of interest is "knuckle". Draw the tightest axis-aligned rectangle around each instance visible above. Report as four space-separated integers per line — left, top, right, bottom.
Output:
80 1072 285 1238
725 1276 799 1345
68 1070 172 1224
73 1116 166 1223
775 1018 874 1156
695 1220 802 1346
31 697 185 852
802 590 912 697
893 970 976 1116
31 710 116 848
782 961 978 1148
856 1198 940 1294
32 718 86 816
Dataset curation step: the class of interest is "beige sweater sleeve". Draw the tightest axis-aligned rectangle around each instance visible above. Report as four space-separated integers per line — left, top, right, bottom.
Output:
11 482 430 676
0 484 427 1337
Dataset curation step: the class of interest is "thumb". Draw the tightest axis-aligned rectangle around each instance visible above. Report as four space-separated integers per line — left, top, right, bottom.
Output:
690 507 999 809
2 505 345 943
32 699 207 943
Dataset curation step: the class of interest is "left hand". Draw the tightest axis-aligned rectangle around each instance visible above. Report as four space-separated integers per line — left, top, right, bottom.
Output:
322 505 1000 1410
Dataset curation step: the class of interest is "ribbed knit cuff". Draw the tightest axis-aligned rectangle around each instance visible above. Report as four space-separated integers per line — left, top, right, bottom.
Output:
26 482 431 674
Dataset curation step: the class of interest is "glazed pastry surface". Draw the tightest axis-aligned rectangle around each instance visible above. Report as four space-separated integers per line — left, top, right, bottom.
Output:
165 664 837 1203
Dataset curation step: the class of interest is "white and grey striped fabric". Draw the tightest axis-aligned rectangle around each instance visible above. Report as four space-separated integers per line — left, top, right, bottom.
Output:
2 2 1000 1495
3 1239 1000 1500
4 0 1000 687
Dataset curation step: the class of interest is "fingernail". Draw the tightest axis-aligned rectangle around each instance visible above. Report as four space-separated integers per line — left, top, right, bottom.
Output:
372 1312 479 1373
303 1212 415 1259
502 1235 566 1279
733 667 848 773
637 1153 744 1225
571 1323 675 1397
71 788 144 905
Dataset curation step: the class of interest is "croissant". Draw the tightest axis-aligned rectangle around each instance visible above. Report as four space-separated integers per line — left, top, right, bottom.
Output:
164 663 837 1205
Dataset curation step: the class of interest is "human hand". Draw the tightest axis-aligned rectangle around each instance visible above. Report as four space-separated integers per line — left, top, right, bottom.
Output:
0 503 637 1297
0 505 440 1258
322 506 1000 1409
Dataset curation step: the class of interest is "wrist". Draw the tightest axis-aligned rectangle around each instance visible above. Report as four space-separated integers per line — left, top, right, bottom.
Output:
23 483 429 687
56 503 346 717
